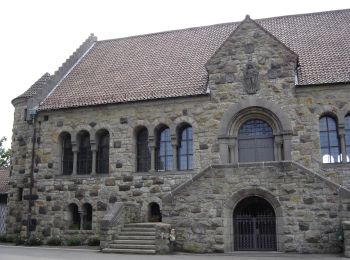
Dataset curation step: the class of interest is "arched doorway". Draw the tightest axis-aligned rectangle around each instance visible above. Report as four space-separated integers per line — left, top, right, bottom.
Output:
233 196 276 251
148 202 162 222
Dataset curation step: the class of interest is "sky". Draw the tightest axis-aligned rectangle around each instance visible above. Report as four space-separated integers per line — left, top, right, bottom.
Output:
0 0 349 149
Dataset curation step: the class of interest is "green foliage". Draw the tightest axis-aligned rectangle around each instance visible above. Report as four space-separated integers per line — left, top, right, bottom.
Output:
14 236 26 245
87 237 100 246
0 137 11 168
25 235 43 246
46 237 62 246
0 235 7 242
69 224 80 230
66 237 82 246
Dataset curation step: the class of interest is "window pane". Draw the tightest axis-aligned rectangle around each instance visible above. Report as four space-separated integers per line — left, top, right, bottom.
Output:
320 132 329 147
327 117 337 131
319 117 328 131
329 132 339 146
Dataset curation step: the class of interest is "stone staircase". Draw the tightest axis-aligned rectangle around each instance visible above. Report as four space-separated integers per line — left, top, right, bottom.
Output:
102 223 157 254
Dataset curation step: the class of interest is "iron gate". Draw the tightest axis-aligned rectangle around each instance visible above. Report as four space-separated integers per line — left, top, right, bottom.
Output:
0 203 7 234
234 196 276 251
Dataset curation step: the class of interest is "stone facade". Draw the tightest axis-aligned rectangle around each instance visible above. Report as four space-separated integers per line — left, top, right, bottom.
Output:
6 14 350 254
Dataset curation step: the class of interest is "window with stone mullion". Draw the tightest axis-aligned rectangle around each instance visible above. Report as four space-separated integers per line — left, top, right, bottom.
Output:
320 116 341 163
178 126 193 170
77 134 92 174
62 135 73 175
96 133 109 174
156 128 172 171
345 116 350 162
137 128 150 172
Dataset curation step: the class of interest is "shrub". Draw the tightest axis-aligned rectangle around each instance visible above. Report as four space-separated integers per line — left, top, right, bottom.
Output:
0 235 7 242
5 234 18 243
87 237 100 246
46 237 62 246
14 236 26 245
25 236 43 246
66 237 82 246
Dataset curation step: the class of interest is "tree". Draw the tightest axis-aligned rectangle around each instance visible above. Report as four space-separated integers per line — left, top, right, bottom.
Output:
0 137 11 168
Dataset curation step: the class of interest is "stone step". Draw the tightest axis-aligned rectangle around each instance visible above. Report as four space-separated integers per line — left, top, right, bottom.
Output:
124 223 158 228
109 244 156 250
102 248 156 254
122 227 156 232
117 235 156 240
112 239 155 245
119 231 156 236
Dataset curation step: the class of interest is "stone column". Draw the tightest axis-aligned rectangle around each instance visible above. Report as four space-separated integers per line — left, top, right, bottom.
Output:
274 135 283 161
343 221 350 257
171 137 178 171
149 137 156 172
72 144 78 175
282 133 292 160
91 145 97 175
339 127 347 163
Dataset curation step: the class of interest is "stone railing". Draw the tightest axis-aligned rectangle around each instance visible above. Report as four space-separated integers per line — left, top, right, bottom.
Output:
344 221 350 257
100 202 141 249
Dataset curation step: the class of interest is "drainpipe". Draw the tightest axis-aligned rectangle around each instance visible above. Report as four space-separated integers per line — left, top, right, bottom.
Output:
27 109 37 240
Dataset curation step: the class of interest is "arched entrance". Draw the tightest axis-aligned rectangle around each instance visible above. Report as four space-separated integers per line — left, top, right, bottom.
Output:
148 202 162 222
233 196 276 251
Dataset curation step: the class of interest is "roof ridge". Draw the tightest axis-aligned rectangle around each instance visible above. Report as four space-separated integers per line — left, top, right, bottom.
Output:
97 8 350 44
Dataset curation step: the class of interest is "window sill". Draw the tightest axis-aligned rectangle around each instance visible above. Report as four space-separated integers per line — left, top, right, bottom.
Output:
133 170 196 176
64 230 95 234
56 173 110 179
321 162 350 169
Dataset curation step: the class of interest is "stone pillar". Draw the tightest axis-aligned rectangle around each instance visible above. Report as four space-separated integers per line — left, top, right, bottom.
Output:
172 137 178 171
91 146 97 175
218 136 230 164
149 137 156 172
339 127 347 163
274 135 283 161
282 133 292 160
343 221 350 257
72 144 78 175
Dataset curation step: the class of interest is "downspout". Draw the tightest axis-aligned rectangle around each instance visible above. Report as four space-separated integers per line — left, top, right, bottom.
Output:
27 109 37 240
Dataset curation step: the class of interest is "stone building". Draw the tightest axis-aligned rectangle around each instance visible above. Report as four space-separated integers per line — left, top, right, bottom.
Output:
7 9 350 254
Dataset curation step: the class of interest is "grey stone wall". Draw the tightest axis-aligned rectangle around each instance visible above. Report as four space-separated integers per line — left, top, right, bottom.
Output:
162 162 350 253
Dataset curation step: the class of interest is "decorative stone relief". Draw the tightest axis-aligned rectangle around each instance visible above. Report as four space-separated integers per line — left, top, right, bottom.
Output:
243 61 259 94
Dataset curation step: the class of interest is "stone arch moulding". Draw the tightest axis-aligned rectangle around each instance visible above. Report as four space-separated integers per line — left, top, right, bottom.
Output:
218 96 293 163
223 186 284 252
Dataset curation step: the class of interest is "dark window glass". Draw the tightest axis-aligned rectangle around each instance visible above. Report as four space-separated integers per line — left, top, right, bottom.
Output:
238 119 274 162
178 126 193 170
96 131 109 174
82 203 92 230
137 128 151 172
345 116 350 162
320 116 340 163
156 127 173 171
68 203 80 230
62 134 73 175
77 132 92 174
18 188 23 201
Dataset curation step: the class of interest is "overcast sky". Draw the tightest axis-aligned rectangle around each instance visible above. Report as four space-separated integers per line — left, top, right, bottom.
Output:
0 0 349 149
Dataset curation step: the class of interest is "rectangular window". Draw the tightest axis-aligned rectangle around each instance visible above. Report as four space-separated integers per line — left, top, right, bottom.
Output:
23 109 27 121
18 188 23 201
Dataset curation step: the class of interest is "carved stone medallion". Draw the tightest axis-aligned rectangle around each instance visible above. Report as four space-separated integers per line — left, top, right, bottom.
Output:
243 61 259 94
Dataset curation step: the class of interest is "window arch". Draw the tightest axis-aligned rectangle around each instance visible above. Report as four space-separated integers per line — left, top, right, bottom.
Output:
68 203 80 230
178 125 193 170
96 130 109 174
156 126 173 171
136 127 151 172
319 116 341 163
82 203 92 230
345 115 350 162
238 119 274 162
77 131 92 174
60 132 73 175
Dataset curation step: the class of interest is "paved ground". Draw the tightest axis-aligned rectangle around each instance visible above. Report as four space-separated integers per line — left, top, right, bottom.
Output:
0 245 347 260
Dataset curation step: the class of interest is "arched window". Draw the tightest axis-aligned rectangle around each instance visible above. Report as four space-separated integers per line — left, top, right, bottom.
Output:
238 119 274 162
320 116 340 163
178 126 193 170
96 130 109 174
82 203 92 230
345 115 350 162
137 127 151 172
156 126 173 171
68 203 80 230
61 133 73 175
77 131 92 174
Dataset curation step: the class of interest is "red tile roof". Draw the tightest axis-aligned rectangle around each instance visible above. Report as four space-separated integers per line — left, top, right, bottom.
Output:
0 169 9 194
38 9 350 110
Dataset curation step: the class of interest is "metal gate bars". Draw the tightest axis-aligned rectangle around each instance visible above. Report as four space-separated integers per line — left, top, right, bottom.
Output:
233 196 277 251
